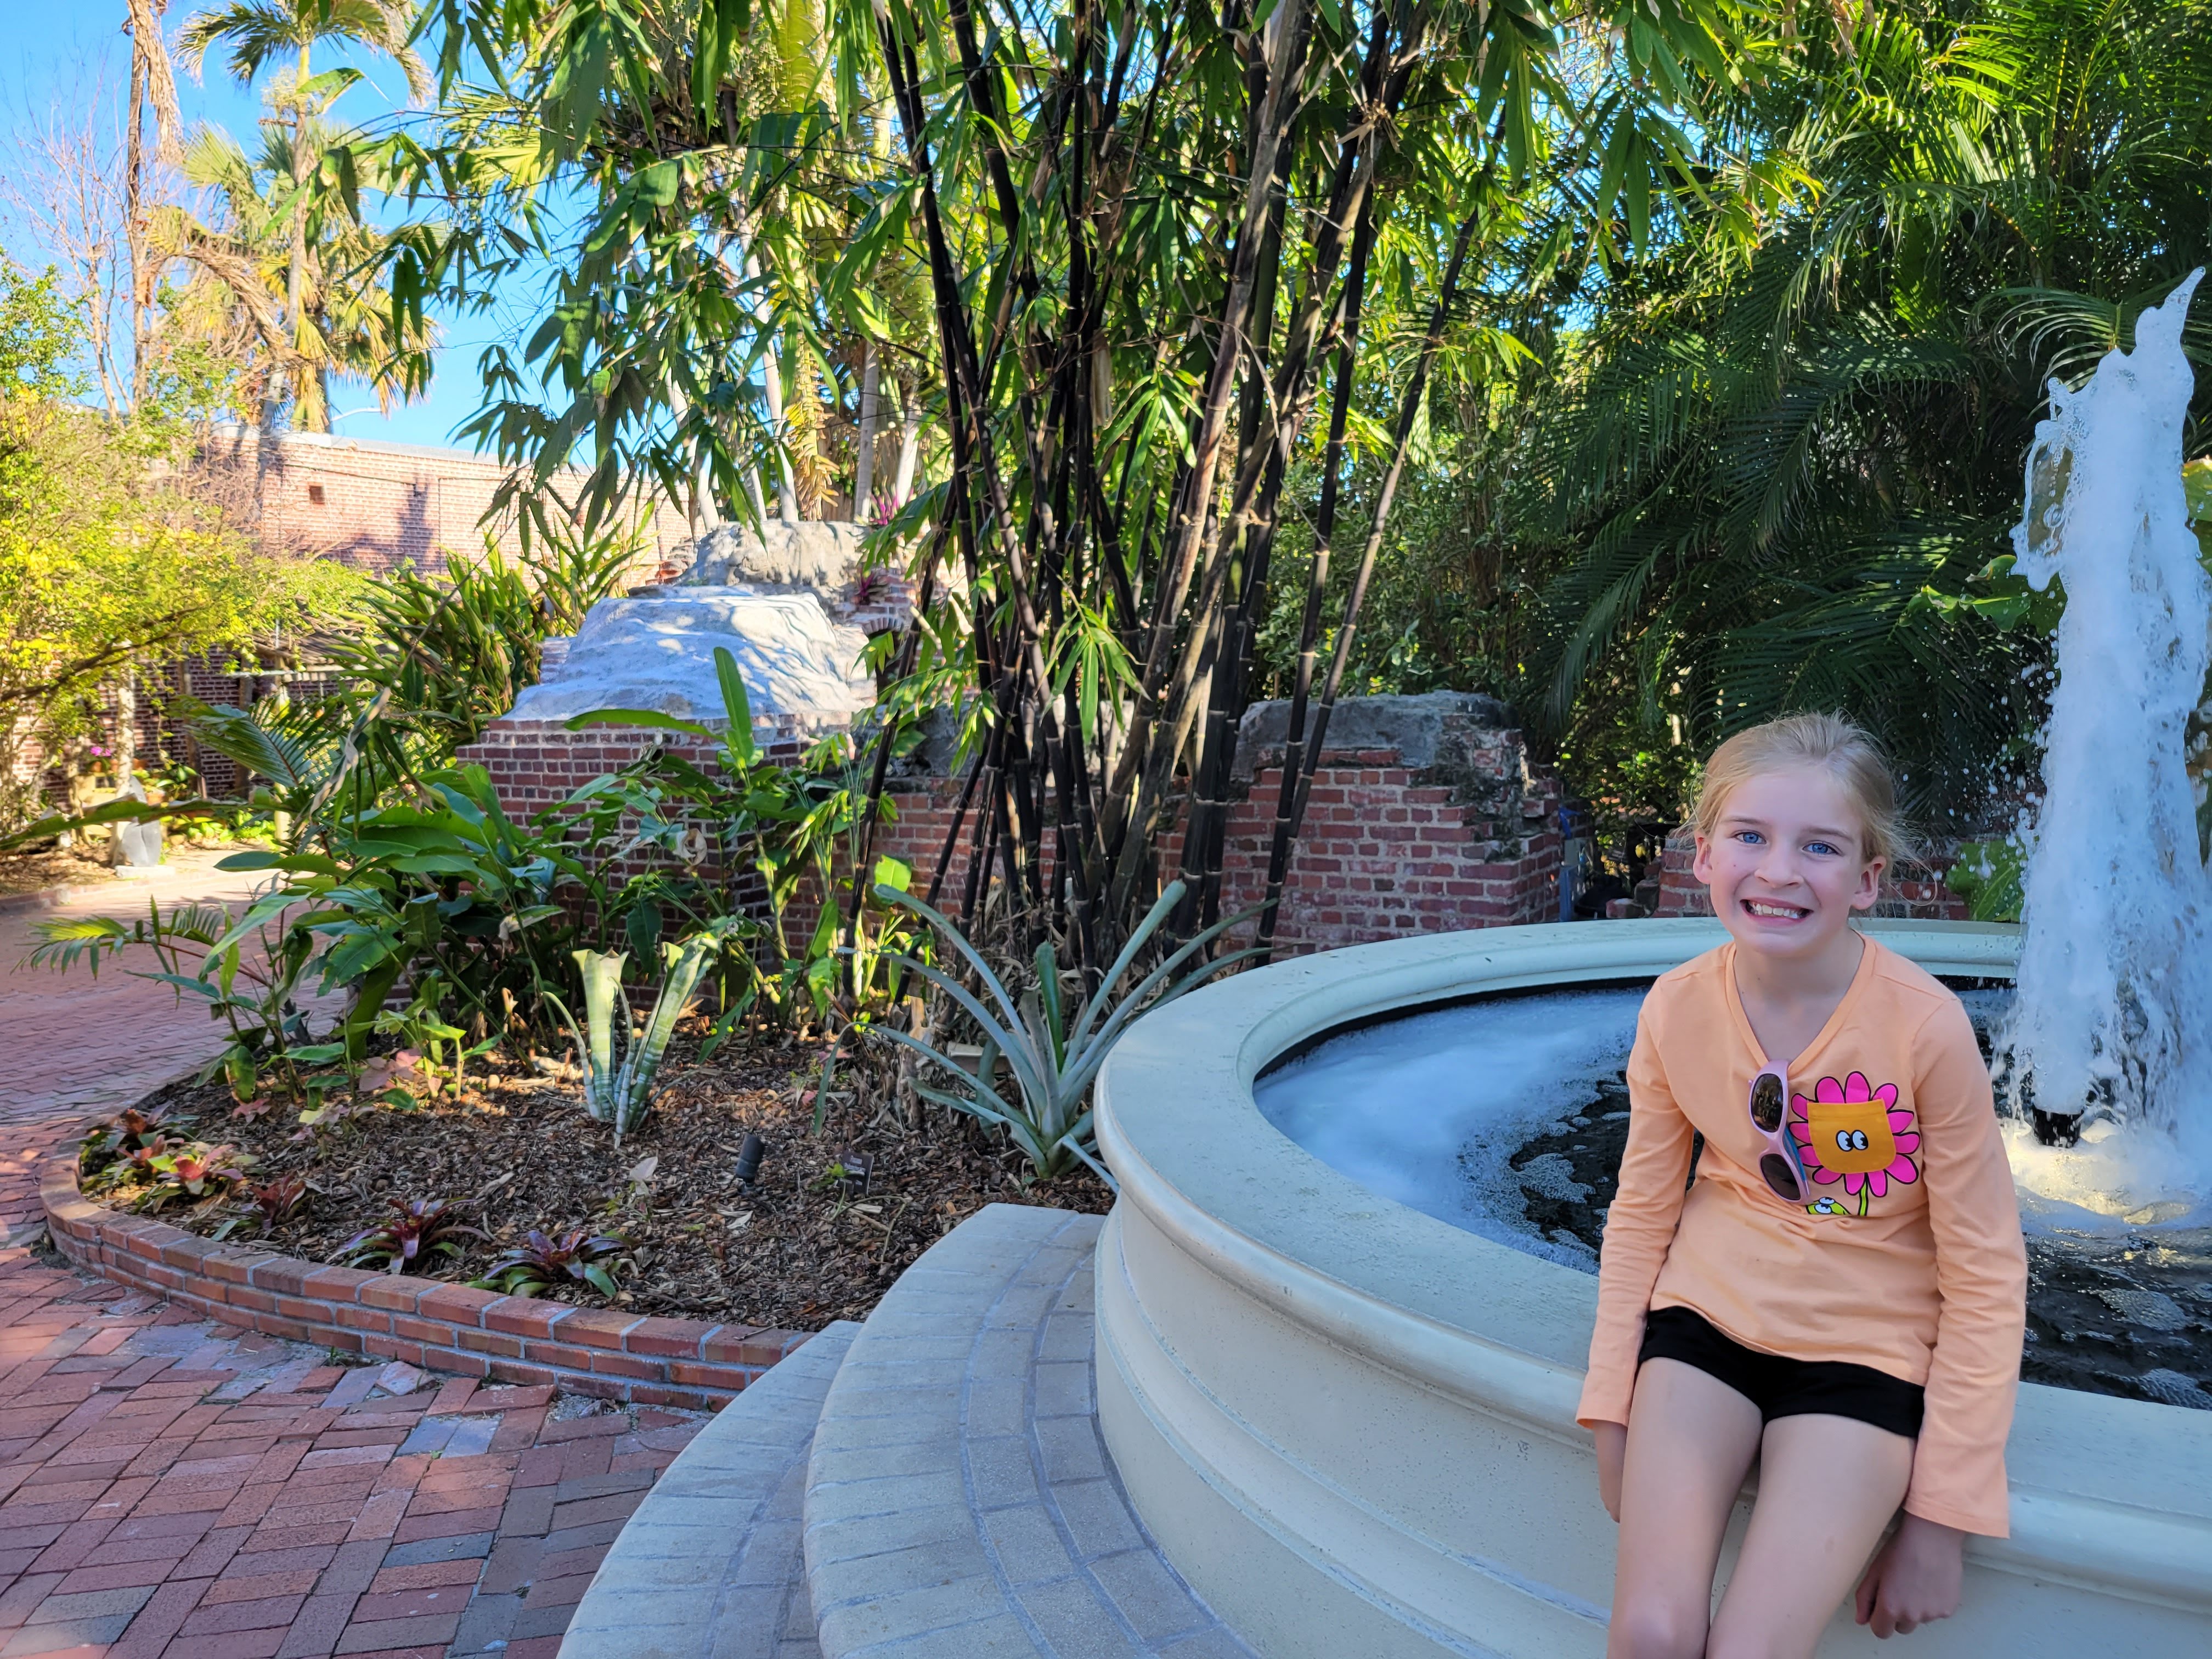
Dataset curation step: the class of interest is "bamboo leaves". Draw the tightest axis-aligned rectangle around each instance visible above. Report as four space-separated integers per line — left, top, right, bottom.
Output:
1046 606 1139 748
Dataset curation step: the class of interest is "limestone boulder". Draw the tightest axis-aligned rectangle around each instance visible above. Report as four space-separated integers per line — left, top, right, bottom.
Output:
504 588 874 734
676 521 868 594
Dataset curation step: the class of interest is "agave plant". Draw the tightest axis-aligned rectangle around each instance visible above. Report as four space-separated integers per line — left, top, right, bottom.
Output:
867 881 1257 1182
545 926 731 1142
338 1197 487 1274
471 1228 630 1300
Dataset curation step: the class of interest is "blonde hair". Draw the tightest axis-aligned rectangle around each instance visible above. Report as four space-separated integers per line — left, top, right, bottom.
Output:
1692 713 1911 869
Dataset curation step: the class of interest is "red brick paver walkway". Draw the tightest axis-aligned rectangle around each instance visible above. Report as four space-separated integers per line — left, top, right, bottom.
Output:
1 867 710 1657
2 853 276 1129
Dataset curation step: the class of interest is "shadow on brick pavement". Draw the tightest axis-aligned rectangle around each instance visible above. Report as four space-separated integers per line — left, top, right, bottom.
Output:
0 1146 706 1659
0 887 712 1659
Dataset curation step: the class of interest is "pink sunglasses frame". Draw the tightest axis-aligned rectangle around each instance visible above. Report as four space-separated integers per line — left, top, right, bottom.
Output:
1747 1060 1812 1206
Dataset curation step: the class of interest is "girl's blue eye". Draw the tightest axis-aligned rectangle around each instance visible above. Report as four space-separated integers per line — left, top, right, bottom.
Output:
1733 831 1764 845
1805 840 1840 857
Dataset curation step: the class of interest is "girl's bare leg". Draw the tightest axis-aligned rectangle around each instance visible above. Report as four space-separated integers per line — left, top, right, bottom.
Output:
1607 1359 1764 1659
1706 1414 1915 1659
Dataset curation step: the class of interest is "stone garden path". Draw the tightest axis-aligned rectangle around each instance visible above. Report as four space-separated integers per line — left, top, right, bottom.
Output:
0 863 711 1658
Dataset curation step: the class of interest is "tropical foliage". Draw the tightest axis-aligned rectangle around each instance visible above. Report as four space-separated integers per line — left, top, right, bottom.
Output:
301 522 640 803
868 879 1256 1181
1511 0 2212 831
155 109 436 429
357 0 1793 972
1249 0 2212 840
550 928 735 1141
0 264 350 831
338 1194 486 1272
473 1226 631 1299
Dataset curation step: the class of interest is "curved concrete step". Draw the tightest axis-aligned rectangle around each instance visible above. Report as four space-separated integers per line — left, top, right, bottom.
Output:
559 1320 861 1659
802 1204 1254 1659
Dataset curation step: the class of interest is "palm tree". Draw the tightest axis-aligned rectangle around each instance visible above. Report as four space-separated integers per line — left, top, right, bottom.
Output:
123 1 185 409
179 0 428 430
156 111 432 430
1517 0 2212 830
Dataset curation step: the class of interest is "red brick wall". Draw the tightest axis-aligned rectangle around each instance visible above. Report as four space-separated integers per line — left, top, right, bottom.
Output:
190 428 690 574
458 722 759 816
453 720 827 928
458 699 1569 953
1210 755 1562 947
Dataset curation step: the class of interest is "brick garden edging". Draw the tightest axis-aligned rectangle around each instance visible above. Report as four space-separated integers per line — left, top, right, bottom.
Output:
38 1154 810 1410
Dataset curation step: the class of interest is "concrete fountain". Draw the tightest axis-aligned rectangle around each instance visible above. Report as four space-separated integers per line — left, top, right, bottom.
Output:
1090 274 2212 1655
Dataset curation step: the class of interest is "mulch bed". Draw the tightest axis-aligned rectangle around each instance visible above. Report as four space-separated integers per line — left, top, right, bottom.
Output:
83 1023 1111 1333
0 843 120 899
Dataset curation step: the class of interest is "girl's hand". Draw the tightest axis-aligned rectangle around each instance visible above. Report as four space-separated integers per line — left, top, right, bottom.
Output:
1593 1420 1627 1522
1854 1513 1965 1637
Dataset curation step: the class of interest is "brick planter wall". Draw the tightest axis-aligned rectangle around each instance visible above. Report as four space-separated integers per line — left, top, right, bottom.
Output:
461 690 1568 952
40 1158 808 1412
456 719 809 816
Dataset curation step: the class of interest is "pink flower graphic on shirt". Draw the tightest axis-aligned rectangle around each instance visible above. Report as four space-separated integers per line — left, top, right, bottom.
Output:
1789 1072 1919 1217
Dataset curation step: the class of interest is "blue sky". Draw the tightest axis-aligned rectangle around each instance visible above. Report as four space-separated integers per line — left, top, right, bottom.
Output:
0 4 536 451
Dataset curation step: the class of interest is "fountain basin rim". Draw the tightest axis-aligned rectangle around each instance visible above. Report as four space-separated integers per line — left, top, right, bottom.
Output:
1096 917 2212 1611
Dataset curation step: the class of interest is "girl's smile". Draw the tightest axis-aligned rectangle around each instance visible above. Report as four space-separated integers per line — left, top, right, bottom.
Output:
1743 898 1810 921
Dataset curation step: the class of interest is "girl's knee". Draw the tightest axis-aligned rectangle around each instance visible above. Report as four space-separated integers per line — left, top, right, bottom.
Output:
1609 1602 1709 1659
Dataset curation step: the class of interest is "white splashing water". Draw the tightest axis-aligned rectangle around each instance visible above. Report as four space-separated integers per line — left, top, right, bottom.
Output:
2000 267 2212 1216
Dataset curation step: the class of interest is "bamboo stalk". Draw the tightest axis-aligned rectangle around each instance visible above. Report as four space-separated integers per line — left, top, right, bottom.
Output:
1255 185 1380 960
1282 210 1482 908
1103 0 1314 855
854 345 881 516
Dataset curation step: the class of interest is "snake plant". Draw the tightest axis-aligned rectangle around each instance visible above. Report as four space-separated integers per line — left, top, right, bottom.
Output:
547 929 723 1141
868 881 1256 1182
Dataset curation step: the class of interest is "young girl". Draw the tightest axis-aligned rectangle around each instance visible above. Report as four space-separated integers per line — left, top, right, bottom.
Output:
1581 714 2027 1658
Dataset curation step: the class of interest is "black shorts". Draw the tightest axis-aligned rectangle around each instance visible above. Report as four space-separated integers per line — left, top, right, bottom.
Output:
1637 1306 1925 1440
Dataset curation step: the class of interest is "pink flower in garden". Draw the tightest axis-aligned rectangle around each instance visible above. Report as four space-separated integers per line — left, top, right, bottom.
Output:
1789 1071 1920 1200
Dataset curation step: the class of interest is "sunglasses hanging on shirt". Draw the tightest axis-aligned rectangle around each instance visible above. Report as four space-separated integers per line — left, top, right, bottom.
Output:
1747 1063 1811 1206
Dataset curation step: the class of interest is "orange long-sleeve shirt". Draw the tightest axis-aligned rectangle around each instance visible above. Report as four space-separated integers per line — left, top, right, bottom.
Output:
1577 936 2028 1537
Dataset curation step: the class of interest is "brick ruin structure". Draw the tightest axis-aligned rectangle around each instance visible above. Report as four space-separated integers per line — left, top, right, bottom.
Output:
456 690 1569 952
